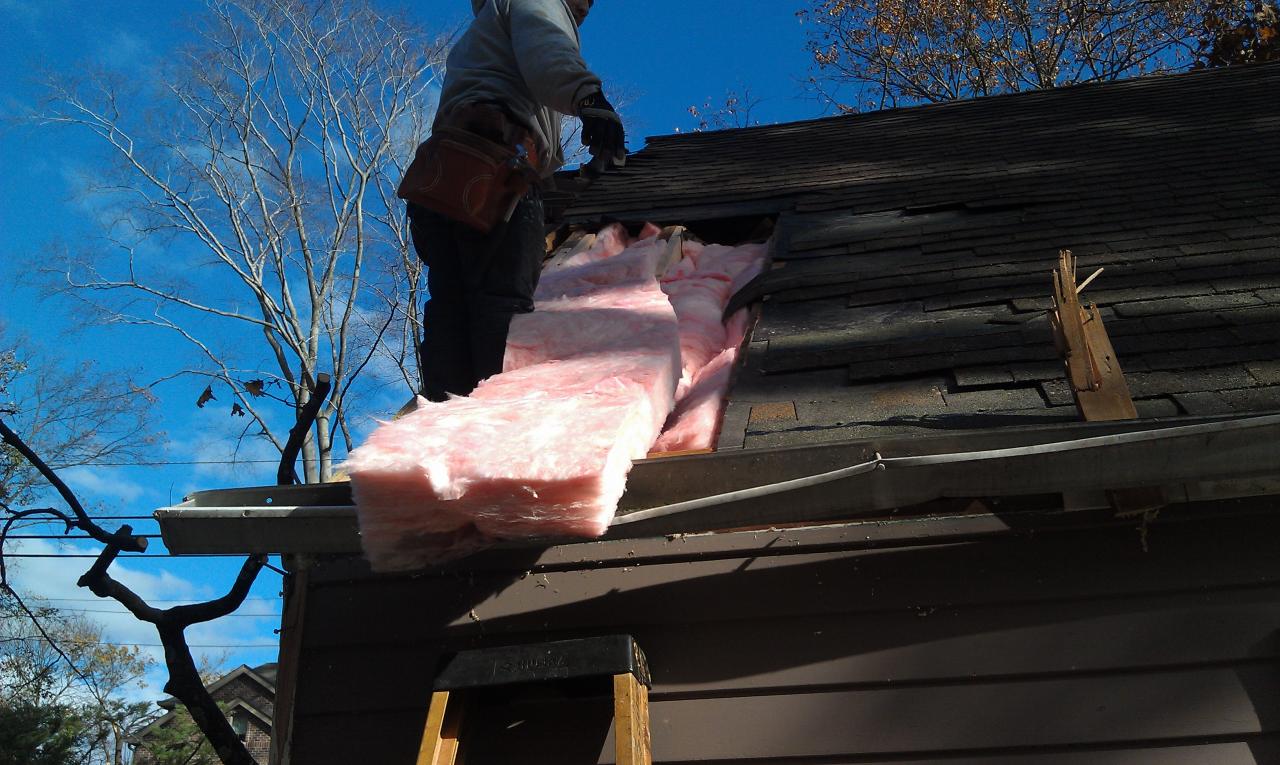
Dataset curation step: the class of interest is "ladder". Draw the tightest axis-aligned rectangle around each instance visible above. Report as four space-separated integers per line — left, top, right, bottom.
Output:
417 635 652 765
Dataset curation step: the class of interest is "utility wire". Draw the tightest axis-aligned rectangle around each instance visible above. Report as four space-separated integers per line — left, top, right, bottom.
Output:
6 553 282 559
17 635 278 648
49 607 281 617
35 596 280 603
45 458 351 467
11 516 161 522
8 534 164 540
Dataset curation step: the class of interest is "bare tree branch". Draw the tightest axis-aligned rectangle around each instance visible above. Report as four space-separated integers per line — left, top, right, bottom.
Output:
1 392 331 763
37 0 450 482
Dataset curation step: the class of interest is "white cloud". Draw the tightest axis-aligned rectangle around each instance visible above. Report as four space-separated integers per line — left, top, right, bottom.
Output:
98 29 151 70
59 466 150 505
164 406 280 494
5 538 282 702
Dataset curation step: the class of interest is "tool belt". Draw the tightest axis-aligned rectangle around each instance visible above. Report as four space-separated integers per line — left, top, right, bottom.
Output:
398 103 541 234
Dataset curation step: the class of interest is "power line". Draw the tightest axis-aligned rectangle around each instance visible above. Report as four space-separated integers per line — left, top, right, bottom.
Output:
35 596 280 603
47 458 352 467
6 516 161 522
5 553 282 559
18 636 278 649
58 459 279 466
56 607 281 617
8 534 164 540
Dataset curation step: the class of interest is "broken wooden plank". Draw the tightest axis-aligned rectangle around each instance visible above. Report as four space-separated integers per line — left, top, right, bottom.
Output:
543 229 597 270
1050 249 1164 516
1051 250 1100 394
1075 303 1140 421
654 226 686 276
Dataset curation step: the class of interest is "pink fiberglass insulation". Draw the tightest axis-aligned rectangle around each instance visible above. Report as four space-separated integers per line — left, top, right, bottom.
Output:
661 275 731 391
651 308 754 453
348 225 767 570
656 240 764 397
505 241 669 371
636 222 663 241
348 231 680 571
651 346 738 453
648 238 764 452
530 237 667 301
693 241 768 292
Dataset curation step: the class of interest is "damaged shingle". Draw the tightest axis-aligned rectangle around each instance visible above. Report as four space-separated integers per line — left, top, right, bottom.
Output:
562 63 1280 444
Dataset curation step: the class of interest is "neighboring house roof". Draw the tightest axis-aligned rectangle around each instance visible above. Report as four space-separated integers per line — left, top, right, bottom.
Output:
137 663 277 741
224 697 273 728
565 62 1280 451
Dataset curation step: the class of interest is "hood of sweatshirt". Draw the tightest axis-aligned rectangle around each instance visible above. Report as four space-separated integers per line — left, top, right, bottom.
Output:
471 0 485 15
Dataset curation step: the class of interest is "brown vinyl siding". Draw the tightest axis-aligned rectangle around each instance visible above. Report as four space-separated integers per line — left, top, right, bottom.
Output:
284 502 1280 763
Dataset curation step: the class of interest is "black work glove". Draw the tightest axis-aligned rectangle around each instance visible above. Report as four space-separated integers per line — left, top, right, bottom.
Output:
578 91 626 164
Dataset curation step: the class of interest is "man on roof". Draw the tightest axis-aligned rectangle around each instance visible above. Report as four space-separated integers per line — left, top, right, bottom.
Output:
401 0 626 402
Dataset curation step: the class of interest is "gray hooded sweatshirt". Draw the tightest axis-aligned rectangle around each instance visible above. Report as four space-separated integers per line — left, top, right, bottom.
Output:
437 0 603 174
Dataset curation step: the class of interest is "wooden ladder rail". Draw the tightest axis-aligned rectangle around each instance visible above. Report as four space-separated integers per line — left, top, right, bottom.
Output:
417 635 652 765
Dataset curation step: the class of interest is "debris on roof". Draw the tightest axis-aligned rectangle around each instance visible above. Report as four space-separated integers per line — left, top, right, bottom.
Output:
346 225 766 570
559 64 1280 450
156 63 1280 561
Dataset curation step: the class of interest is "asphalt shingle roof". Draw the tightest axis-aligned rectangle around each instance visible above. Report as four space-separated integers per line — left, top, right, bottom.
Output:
564 63 1280 449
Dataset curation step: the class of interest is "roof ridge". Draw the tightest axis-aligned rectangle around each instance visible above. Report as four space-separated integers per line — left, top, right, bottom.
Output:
641 61 1280 147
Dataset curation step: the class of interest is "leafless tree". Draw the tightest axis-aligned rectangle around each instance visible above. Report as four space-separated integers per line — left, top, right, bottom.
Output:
1 593 155 765
798 0 1250 111
1 406 324 765
39 0 451 482
687 87 763 132
1 325 155 506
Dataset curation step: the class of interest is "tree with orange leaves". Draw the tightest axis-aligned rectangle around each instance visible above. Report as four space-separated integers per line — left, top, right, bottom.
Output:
1197 0 1280 65
798 0 1250 111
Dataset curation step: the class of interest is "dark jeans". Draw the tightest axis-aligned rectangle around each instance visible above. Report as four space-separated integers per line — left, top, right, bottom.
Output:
409 190 544 402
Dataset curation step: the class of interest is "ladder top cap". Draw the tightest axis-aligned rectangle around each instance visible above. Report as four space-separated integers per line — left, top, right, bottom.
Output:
434 634 651 691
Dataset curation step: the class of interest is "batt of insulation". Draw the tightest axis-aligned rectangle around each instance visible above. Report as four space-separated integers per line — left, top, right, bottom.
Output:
347 224 766 571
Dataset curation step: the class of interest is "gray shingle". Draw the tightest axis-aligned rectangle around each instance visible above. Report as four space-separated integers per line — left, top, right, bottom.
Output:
1247 361 1280 386
1220 386 1280 411
941 387 1047 412
562 63 1280 445
1114 294 1265 318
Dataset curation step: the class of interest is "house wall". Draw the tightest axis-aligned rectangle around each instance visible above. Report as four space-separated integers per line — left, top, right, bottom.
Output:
135 674 274 765
212 675 275 721
213 676 274 764
134 715 271 765
284 500 1280 763
241 718 272 764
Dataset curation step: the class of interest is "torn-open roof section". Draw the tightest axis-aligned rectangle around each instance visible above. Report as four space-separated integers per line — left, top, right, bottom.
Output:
346 225 766 570
156 63 1280 561
561 63 1280 451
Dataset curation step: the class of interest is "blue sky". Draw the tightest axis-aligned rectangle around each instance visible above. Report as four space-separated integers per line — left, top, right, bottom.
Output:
0 0 819 698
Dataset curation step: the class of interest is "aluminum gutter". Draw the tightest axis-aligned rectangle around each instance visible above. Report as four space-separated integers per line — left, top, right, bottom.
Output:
156 413 1280 555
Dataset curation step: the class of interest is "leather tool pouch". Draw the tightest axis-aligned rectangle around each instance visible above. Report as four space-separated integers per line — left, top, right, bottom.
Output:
398 106 540 234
